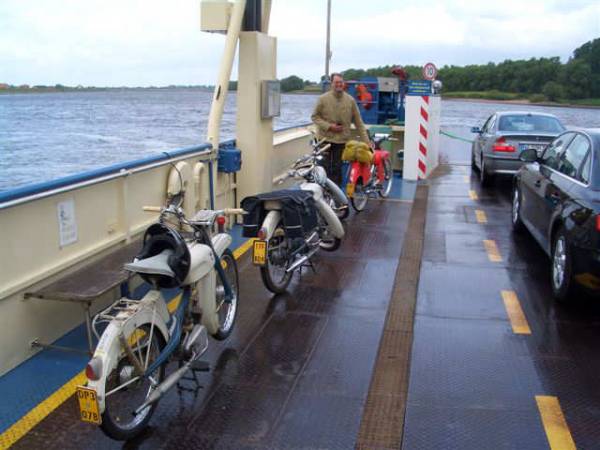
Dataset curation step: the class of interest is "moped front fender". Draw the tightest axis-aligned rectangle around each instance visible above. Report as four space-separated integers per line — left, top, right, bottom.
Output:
86 290 170 413
315 197 345 239
324 178 349 206
211 233 232 257
198 232 233 335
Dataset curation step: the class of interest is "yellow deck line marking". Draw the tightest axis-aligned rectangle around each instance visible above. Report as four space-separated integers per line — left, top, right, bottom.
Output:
475 209 487 224
1 237 251 448
233 237 256 260
501 290 531 334
536 396 577 450
469 190 478 200
0 371 86 450
483 239 502 262
167 292 183 314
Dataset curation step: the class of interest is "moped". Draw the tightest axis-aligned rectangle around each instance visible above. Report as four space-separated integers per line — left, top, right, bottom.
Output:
76 204 243 440
243 142 345 294
345 132 395 211
303 136 350 220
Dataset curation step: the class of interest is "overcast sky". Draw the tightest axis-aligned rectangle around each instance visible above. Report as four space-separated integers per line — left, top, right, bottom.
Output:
0 0 598 87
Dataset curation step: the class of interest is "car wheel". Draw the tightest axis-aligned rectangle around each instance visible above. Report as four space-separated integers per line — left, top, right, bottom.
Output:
480 154 491 187
511 185 524 232
551 227 574 302
471 150 478 171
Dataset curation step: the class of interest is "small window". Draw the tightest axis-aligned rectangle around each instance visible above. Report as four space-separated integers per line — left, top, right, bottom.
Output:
558 134 591 181
542 133 574 170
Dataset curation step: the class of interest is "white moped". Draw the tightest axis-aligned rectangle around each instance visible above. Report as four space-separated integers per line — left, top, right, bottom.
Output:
76 204 243 440
248 142 345 294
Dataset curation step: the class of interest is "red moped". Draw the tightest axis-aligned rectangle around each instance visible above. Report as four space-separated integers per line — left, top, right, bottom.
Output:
345 132 395 211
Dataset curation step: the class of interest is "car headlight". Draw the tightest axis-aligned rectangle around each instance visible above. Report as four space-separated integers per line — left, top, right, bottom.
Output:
312 166 327 185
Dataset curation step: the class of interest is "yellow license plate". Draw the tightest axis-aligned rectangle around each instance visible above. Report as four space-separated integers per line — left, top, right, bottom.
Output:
76 385 101 425
346 183 355 197
253 240 267 266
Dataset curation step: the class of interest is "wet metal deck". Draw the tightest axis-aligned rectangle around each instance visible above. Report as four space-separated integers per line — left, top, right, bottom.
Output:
11 199 413 449
9 150 600 449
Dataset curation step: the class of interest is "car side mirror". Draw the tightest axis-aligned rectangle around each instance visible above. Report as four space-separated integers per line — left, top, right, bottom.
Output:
471 127 482 134
519 148 538 163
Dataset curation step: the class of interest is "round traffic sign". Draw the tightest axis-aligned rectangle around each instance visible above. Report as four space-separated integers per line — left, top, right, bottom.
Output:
422 62 438 80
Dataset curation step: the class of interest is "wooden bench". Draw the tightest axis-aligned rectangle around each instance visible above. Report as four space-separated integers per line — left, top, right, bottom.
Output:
24 240 141 354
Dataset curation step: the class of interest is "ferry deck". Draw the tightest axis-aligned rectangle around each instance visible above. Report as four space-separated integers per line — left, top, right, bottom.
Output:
2 133 599 449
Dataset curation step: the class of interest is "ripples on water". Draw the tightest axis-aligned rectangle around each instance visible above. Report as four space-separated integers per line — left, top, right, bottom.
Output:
1 89 599 191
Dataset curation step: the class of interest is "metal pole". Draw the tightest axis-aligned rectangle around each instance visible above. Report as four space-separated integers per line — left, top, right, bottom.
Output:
325 0 331 79
206 0 247 151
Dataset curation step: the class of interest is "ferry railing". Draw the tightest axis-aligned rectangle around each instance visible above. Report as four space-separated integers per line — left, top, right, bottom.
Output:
0 143 215 209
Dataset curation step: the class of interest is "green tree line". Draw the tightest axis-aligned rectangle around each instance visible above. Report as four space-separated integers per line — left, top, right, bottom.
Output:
335 38 599 101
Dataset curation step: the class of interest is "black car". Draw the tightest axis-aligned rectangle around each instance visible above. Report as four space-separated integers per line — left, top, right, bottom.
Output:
512 128 600 301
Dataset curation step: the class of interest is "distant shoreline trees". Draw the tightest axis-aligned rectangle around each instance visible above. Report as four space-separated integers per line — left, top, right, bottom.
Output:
336 38 599 101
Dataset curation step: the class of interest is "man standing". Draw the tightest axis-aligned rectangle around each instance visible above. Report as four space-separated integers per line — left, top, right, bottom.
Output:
311 73 370 186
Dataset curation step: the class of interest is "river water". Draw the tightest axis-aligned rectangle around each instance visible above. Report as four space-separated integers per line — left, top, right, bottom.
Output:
1 89 599 192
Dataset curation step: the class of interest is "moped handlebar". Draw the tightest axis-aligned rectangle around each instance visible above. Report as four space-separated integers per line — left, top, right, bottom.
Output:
314 143 331 155
143 206 162 212
272 171 292 185
222 208 246 216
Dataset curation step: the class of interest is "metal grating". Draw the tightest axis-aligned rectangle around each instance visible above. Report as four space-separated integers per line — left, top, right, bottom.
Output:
355 184 428 449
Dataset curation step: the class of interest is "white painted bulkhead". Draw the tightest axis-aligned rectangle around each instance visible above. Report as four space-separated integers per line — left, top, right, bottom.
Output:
0 126 315 376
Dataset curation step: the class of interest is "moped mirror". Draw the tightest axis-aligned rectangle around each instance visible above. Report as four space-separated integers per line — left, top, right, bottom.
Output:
519 148 538 163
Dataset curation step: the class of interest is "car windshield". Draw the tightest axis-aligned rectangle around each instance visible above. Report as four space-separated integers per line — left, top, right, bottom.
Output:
498 115 565 133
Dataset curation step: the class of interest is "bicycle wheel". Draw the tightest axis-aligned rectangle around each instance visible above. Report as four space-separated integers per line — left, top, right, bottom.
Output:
100 324 165 441
378 159 393 198
260 222 292 294
213 248 239 340
351 180 368 212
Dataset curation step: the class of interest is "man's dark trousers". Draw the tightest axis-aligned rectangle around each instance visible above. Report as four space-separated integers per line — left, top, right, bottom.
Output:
321 142 345 187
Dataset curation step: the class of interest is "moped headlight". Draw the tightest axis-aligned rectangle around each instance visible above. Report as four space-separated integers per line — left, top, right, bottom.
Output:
313 166 327 185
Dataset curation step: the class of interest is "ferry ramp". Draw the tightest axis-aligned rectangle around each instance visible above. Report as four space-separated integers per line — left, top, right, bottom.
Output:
5 131 600 449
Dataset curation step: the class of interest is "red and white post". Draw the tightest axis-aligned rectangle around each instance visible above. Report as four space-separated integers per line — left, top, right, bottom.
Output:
404 93 441 180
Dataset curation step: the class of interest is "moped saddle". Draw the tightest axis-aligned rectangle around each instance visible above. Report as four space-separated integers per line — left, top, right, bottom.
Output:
124 249 176 278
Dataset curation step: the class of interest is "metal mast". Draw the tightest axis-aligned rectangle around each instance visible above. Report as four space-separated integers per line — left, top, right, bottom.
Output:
325 0 331 79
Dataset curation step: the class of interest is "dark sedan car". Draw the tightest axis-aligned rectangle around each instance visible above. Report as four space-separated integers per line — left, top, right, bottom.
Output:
472 111 565 186
512 129 600 301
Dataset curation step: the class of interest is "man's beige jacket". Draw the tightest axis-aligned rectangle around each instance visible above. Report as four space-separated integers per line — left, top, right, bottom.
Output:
311 90 369 144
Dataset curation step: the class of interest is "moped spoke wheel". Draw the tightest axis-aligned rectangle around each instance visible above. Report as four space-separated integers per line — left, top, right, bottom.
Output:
319 235 341 252
326 190 349 220
213 248 239 340
260 223 292 294
351 180 368 212
378 159 393 198
318 213 342 252
101 324 165 441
